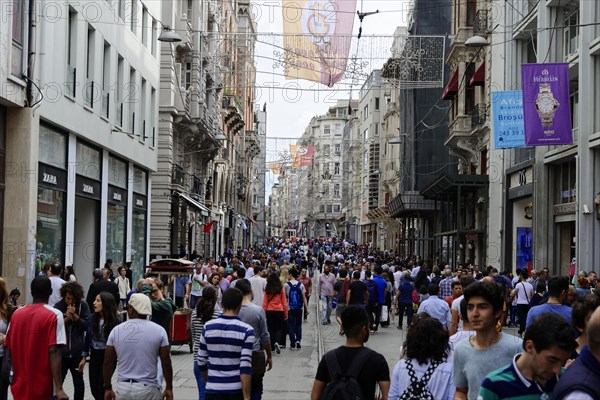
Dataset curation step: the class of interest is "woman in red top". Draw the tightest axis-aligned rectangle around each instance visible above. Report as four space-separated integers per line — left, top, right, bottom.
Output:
263 272 288 354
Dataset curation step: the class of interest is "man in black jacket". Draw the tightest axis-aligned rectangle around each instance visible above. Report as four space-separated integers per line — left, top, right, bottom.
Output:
54 281 91 400
86 268 120 310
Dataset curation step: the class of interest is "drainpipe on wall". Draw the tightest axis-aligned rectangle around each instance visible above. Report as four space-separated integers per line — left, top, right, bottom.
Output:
25 0 36 107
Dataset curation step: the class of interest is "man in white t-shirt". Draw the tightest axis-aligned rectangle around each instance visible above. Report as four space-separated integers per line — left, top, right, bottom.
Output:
103 294 173 400
449 275 475 335
509 270 534 337
249 265 268 307
190 263 209 309
48 262 66 307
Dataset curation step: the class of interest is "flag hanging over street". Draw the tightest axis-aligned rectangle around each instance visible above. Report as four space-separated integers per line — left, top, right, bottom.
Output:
281 0 357 87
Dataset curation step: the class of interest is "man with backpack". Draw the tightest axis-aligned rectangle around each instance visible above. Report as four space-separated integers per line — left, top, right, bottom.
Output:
364 270 379 334
310 305 390 400
285 268 308 350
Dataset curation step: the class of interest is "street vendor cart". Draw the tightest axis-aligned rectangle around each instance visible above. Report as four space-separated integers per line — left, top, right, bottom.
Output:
146 258 195 353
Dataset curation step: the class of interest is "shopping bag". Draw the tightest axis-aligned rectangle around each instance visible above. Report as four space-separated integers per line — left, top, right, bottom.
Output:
380 305 389 322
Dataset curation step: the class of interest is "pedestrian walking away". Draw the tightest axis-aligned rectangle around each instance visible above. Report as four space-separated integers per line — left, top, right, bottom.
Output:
103 293 173 400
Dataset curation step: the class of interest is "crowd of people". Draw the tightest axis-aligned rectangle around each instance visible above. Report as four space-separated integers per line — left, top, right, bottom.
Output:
0 236 599 400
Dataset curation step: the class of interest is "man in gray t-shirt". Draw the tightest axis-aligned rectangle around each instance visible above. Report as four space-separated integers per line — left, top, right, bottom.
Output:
104 294 174 400
452 281 522 400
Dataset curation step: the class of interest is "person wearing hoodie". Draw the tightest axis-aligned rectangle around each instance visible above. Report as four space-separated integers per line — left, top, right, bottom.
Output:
54 281 90 400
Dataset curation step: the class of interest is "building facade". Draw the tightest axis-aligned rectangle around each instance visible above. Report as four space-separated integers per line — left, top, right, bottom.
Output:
2 0 160 294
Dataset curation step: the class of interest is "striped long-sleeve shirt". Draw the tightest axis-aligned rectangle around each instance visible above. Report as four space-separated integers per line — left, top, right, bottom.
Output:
198 315 255 395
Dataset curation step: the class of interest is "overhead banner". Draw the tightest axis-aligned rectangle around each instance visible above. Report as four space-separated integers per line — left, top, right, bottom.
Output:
269 162 282 175
491 90 526 149
521 63 572 146
282 0 357 87
290 144 315 168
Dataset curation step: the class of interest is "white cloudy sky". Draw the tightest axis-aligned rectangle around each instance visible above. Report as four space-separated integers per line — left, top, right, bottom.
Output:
252 0 411 196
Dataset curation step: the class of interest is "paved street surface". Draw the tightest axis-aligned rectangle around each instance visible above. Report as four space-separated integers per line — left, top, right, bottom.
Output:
9 280 520 399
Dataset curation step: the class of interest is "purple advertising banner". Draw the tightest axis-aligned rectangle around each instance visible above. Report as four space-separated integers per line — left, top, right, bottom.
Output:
521 63 572 146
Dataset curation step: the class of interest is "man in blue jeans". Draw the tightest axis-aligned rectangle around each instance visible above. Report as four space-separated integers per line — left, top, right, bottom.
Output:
372 267 388 331
285 269 308 349
318 263 336 325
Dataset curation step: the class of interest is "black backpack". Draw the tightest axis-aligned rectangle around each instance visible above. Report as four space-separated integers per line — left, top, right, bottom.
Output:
321 348 372 400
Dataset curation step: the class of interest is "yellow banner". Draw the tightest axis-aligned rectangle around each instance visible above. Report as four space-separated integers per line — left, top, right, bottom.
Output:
282 0 357 87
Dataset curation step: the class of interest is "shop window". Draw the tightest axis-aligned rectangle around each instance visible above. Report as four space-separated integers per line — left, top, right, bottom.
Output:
131 209 146 281
36 189 65 265
106 203 126 267
76 142 101 180
132 167 148 194
39 125 67 168
556 160 576 204
108 156 128 188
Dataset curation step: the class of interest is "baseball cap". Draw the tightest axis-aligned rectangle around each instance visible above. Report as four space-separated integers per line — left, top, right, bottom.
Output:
129 293 152 316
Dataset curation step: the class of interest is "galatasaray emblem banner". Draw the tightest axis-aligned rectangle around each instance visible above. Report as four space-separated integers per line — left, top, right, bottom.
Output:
290 144 315 168
282 0 357 87
491 91 525 149
521 63 572 146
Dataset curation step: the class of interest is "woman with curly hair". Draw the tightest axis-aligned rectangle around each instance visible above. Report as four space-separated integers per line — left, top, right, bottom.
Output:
191 286 221 400
389 314 454 399
263 272 288 354
54 281 90 400
85 291 121 400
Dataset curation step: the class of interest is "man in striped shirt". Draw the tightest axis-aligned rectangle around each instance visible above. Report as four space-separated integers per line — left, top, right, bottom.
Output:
199 287 255 400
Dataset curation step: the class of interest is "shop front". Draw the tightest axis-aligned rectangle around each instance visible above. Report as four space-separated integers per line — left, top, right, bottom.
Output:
503 162 534 273
36 125 68 269
421 173 489 269
106 156 128 270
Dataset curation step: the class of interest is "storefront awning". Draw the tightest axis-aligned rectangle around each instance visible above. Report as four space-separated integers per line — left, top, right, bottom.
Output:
176 192 210 216
442 69 459 100
469 62 485 86
421 173 489 200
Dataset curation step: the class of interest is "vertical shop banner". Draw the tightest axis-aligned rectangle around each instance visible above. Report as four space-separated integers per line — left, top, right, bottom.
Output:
282 0 357 87
491 90 526 149
521 63 572 146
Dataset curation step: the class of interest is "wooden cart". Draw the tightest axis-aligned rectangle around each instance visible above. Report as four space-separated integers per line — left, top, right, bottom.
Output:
146 258 195 353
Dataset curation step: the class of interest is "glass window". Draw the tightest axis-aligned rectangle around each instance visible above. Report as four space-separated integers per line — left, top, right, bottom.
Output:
108 156 127 188
39 125 67 168
334 123 341 136
375 97 380 110
11 0 24 76
132 167 147 194
76 142 101 179
131 209 146 282
323 125 331 135
334 144 341 155
36 189 65 266
323 145 330 156
106 203 126 267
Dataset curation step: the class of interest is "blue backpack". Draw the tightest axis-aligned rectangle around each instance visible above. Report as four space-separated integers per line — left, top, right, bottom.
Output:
287 281 303 310
365 279 379 306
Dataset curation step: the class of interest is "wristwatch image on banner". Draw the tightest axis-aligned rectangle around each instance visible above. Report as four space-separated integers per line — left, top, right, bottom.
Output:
521 63 572 146
535 83 560 128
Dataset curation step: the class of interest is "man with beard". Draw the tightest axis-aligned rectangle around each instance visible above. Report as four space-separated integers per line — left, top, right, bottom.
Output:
318 263 336 325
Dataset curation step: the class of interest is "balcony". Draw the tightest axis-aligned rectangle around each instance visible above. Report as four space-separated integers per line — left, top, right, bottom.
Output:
445 114 472 147
174 89 190 116
470 104 487 130
222 91 245 135
172 164 185 186
174 17 193 53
